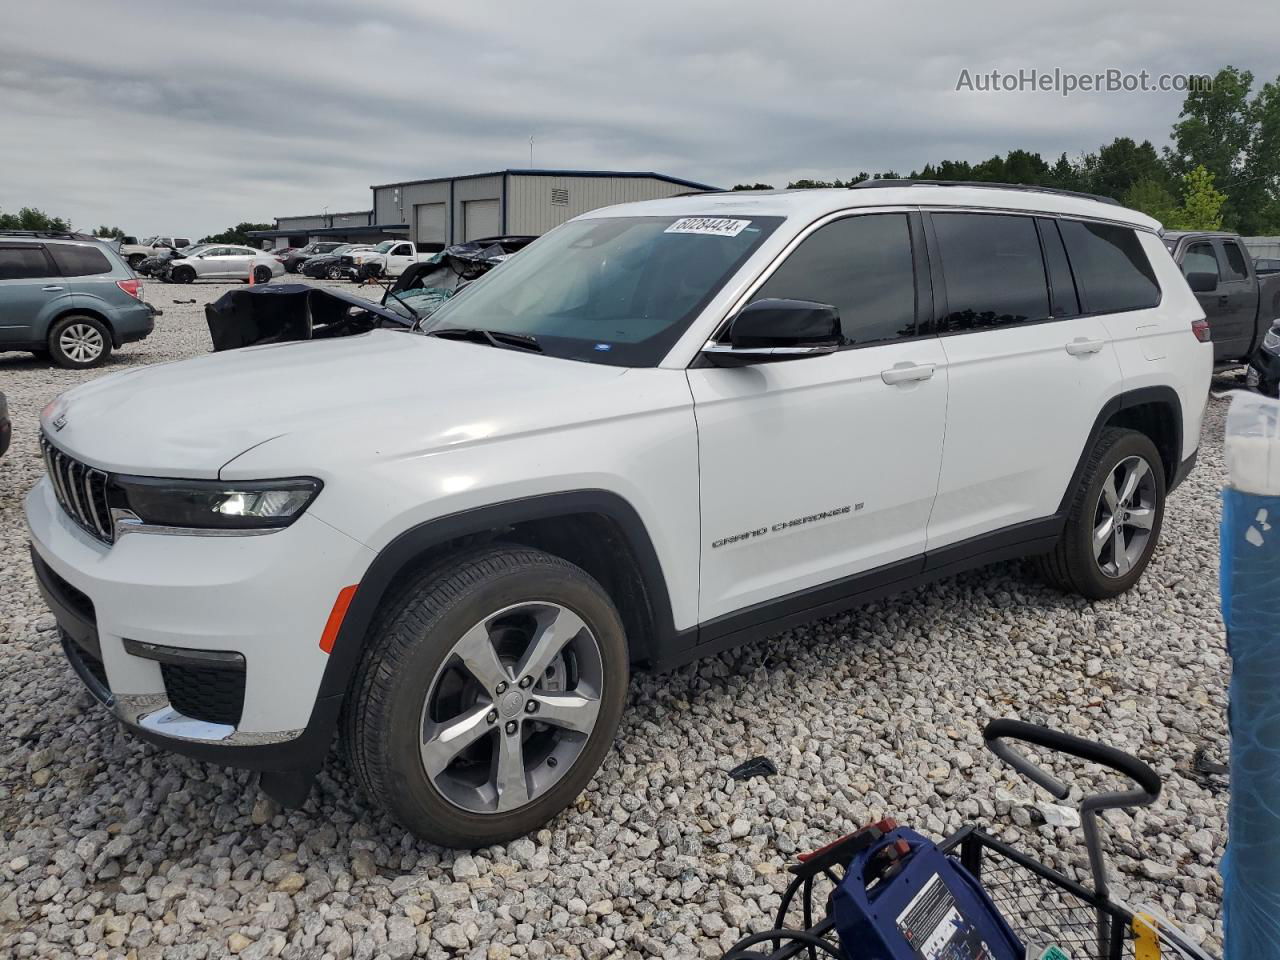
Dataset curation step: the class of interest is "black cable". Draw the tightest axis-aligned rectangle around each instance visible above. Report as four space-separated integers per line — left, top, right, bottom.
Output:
720 928 844 959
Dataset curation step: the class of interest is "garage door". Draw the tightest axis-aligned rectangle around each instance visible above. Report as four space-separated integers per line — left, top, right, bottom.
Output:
462 199 500 241
414 202 446 245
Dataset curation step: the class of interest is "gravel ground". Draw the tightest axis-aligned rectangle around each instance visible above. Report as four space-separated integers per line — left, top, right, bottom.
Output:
0 278 1234 959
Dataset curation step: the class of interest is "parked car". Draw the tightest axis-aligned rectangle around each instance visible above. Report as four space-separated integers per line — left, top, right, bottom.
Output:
0 391 9 459
163 244 284 284
119 235 192 270
27 183 1210 846
280 242 346 274
301 244 377 280
349 239 444 280
1255 257 1280 277
1163 231 1280 367
0 230 156 367
379 236 536 324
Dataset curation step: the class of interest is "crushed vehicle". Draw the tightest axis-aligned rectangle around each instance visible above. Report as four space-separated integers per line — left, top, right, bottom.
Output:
300 244 378 281
205 236 534 349
347 239 445 281
119 235 192 270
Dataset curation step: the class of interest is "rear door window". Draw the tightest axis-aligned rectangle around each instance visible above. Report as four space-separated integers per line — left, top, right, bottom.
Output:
1220 241 1250 281
48 243 114 277
0 245 55 279
932 213 1050 330
1058 220 1161 313
750 213 918 347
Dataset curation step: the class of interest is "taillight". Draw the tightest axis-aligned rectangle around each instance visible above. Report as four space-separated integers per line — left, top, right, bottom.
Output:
116 278 142 300
1191 318 1211 343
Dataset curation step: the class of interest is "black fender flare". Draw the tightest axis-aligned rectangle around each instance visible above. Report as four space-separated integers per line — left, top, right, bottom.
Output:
317 489 679 699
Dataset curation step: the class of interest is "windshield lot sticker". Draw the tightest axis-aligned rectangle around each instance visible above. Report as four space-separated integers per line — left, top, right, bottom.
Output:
665 217 752 238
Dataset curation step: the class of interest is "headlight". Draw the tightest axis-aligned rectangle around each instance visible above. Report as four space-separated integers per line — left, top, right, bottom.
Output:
110 476 322 530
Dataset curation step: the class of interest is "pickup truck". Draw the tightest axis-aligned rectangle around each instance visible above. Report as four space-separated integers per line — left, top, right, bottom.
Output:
347 239 444 280
119 235 193 270
1163 231 1280 367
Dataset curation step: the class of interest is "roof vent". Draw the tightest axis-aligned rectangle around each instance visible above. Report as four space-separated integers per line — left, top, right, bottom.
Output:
550 187 569 206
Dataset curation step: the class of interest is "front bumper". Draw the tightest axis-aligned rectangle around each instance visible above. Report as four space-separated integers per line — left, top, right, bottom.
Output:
25 476 375 779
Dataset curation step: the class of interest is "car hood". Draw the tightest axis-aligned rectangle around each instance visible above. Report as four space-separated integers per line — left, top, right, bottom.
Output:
41 330 630 478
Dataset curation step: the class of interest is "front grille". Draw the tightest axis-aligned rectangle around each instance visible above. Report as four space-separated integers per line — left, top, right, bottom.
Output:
161 662 246 726
40 434 113 544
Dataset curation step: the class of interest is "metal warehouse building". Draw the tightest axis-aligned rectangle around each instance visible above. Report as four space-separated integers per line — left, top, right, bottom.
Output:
251 210 407 250
370 169 718 246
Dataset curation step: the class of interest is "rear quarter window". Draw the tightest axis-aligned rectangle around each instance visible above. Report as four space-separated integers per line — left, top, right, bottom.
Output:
48 243 114 277
1058 220 1160 314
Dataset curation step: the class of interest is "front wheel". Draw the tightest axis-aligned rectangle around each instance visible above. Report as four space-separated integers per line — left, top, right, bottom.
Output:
1037 427 1166 600
344 546 629 848
327 266 344 281
169 265 195 284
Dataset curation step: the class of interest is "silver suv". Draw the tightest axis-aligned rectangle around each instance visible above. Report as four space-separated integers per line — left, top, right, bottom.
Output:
0 231 156 368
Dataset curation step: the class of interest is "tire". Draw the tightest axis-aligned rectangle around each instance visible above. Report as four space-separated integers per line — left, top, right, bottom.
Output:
170 265 196 284
344 545 629 848
127 254 144 269
252 265 272 284
48 314 112 369
1037 427 1166 600
327 266 343 281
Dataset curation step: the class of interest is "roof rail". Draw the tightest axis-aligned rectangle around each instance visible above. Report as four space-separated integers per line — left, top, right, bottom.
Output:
0 229 102 242
850 179 1121 207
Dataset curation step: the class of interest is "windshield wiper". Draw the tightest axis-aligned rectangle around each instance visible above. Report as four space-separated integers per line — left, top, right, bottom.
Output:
426 327 543 353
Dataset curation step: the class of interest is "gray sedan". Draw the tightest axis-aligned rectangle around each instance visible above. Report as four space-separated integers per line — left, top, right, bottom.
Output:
164 245 285 284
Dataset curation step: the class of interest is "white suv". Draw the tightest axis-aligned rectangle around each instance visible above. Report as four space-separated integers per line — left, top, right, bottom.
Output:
27 183 1211 847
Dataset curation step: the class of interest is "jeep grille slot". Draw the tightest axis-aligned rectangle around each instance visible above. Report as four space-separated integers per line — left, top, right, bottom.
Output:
40 434 114 544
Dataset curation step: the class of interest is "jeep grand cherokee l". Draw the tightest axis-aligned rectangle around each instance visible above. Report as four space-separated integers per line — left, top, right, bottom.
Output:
27 182 1211 847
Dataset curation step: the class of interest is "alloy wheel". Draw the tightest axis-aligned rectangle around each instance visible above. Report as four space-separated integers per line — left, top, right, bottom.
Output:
419 601 603 814
1093 455 1157 578
59 323 105 364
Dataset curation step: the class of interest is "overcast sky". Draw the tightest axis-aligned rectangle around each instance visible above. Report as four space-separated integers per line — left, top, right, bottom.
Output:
3 0 1278 239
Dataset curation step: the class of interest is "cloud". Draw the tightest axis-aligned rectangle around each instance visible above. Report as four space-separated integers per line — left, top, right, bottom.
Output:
1 0 1277 237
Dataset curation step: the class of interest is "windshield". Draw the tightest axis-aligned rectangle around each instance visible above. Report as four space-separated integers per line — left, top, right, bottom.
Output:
421 215 781 366
178 243 212 257
373 240 398 253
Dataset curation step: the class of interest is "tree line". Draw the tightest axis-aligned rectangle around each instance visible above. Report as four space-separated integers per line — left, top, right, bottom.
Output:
734 65 1280 235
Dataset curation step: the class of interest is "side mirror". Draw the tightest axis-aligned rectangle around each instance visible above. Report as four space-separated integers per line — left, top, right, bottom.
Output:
1186 271 1218 293
703 298 843 366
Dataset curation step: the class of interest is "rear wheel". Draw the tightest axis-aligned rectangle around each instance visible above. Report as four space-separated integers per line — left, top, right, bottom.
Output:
252 265 272 284
48 314 112 369
1037 428 1165 600
345 546 629 848
327 266 344 281
126 254 144 269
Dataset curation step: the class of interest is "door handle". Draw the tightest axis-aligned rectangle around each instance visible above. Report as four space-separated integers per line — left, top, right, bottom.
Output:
1064 337 1105 356
41 285 64 292
881 362 936 385
1217 295 1230 306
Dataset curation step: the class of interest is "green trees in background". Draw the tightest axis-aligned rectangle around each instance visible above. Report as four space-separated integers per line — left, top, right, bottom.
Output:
0 207 72 232
94 225 126 239
199 222 273 245
784 65 1280 233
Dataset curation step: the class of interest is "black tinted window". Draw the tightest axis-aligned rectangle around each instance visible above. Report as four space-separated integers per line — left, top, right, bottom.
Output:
48 243 113 277
751 214 916 346
934 213 1049 330
1059 220 1160 313
0 246 53 280
1037 218 1080 317
1221 241 1249 281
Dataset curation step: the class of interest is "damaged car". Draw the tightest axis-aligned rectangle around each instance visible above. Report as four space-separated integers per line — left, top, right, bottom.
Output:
210 236 536 349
